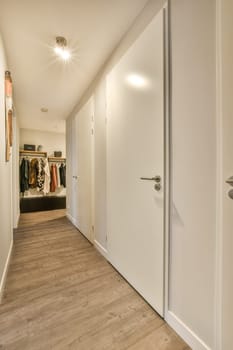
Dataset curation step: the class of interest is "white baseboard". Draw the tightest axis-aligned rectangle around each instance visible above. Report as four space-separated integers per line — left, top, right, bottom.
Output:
0 240 13 303
66 211 73 223
17 213 20 227
14 213 20 229
166 311 211 350
66 212 79 228
13 213 20 229
94 240 108 260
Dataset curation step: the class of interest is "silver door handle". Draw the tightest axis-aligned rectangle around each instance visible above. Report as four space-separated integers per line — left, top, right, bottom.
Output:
140 175 161 183
73 175 78 179
226 176 233 186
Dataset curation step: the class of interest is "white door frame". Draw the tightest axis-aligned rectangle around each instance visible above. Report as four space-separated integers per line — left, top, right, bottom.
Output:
91 109 95 243
215 0 224 349
163 2 171 319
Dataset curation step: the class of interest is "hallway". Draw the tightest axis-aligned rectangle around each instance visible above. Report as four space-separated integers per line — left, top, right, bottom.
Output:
0 210 189 350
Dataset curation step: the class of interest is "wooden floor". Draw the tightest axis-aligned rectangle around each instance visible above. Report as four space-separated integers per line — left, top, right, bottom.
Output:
0 210 190 350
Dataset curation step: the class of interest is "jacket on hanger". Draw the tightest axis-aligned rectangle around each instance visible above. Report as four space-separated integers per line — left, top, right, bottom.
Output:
37 158 45 192
59 163 66 187
50 164 58 192
20 158 29 193
29 158 38 188
43 158 50 194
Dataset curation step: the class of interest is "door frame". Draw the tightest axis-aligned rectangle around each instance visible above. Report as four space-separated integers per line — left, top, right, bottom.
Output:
163 2 171 319
215 0 224 349
91 107 95 244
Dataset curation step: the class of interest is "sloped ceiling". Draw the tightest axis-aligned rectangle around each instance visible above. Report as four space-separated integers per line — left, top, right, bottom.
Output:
0 0 148 133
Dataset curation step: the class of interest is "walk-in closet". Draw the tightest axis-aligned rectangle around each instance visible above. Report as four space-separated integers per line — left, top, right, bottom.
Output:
19 128 66 213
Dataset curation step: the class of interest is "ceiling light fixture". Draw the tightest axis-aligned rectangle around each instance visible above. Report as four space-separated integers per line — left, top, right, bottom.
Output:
41 107 48 112
54 36 71 61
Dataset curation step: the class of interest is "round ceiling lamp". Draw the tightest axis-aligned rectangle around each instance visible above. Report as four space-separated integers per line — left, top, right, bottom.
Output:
41 107 48 113
54 36 71 61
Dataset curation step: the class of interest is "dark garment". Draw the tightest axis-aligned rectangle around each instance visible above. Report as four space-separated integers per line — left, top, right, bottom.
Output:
59 163 66 187
50 164 58 192
20 158 29 193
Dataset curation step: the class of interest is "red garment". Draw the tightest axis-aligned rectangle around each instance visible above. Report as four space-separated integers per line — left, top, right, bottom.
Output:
50 164 58 192
5 71 12 97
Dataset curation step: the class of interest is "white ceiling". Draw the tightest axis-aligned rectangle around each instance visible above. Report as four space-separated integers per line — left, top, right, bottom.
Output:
0 0 148 133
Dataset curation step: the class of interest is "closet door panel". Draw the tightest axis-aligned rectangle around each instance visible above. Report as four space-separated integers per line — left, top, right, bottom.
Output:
106 9 165 315
75 97 94 242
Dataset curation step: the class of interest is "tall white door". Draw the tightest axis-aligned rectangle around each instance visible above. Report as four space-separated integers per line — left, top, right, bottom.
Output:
74 97 94 242
71 117 79 223
107 9 165 316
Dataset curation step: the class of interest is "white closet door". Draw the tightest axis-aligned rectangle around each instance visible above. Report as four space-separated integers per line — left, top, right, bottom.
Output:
75 97 94 242
71 117 79 224
107 9 165 315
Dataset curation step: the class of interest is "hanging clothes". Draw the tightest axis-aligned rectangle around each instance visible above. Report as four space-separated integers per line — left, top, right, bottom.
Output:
56 163 61 187
59 163 66 187
29 158 38 188
43 158 50 194
37 158 45 192
20 158 29 193
50 164 58 192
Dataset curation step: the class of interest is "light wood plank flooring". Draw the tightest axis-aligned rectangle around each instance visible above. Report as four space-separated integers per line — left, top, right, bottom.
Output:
0 210 190 350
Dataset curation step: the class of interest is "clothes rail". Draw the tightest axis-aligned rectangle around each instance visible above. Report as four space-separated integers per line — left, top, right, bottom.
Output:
19 150 47 157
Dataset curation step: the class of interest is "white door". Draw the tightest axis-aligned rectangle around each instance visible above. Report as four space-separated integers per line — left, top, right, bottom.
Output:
74 97 94 242
71 117 79 223
107 9 165 316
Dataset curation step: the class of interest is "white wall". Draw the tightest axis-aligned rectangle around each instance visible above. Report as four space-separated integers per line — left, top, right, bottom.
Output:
0 33 13 299
20 128 66 157
168 1 216 349
93 79 107 251
12 115 20 228
66 1 217 348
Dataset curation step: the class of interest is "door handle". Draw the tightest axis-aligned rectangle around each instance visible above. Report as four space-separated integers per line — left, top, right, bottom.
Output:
226 176 233 186
140 175 161 183
73 175 78 179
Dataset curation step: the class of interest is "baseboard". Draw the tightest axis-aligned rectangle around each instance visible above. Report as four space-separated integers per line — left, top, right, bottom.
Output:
66 212 94 245
66 212 79 228
17 213 20 227
13 212 20 229
14 213 20 229
0 240 13 303
94 240 108 260
66 211 73 223
166 311 211 350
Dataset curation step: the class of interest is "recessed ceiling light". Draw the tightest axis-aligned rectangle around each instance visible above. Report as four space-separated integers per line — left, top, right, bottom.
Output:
41 107 48 113
54 36 71 61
